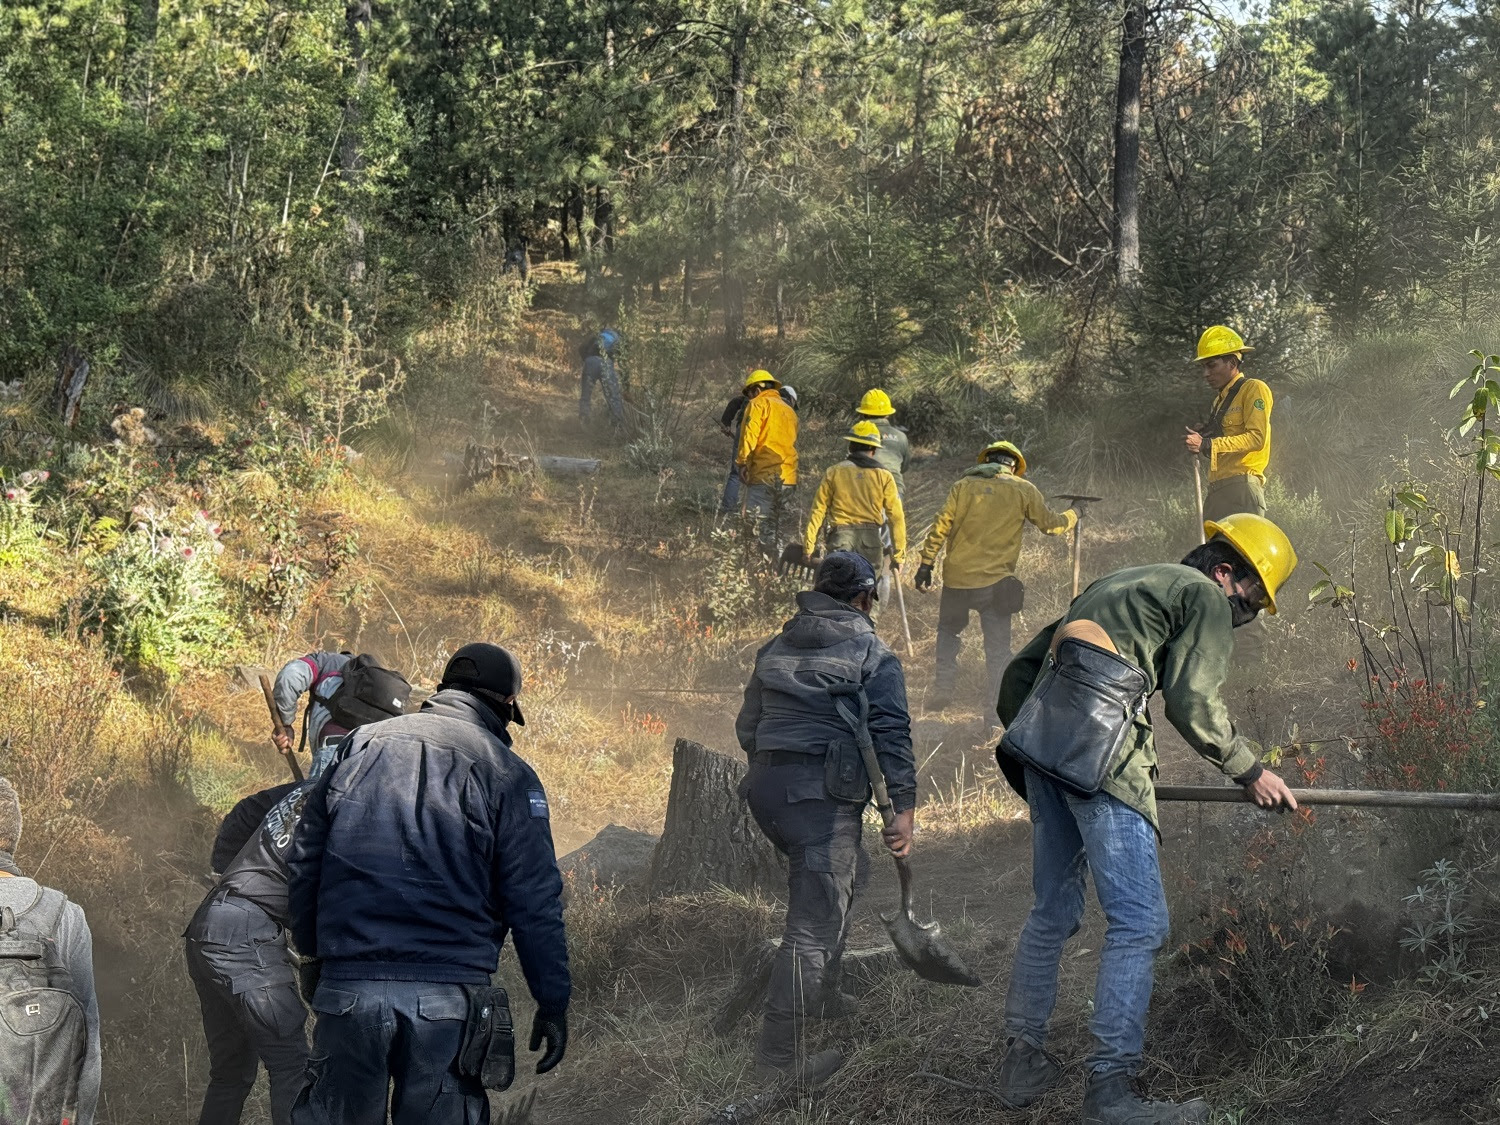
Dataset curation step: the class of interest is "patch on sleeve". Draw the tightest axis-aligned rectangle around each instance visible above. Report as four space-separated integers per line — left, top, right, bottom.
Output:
527 789 550 819
1253 398 1265 410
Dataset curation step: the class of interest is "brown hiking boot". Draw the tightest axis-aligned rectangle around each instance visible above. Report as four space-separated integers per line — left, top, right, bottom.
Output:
1081 1071 1210 1124
993 1037 1061 1108
753 1049 845 1089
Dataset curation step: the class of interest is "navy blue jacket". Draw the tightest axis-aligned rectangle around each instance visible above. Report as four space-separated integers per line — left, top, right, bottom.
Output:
736 591 917 812
286 689 571 1014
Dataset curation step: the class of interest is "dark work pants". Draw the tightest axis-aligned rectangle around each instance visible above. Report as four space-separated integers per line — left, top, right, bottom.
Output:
935 579 1019 703
579 356 623 425
746 761 869 1067
1202 473 1266 522
291 979 486 1125
184 894 309 1125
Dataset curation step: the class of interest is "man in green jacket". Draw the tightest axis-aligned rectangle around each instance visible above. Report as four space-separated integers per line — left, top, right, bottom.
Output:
991 514 1300 1125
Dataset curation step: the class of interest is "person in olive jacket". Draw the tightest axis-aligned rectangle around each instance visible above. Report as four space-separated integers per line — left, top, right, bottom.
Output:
989 515 1300 1125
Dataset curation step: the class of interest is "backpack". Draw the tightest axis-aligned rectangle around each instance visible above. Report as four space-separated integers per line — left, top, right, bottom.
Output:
322 653 412 732
0 888 87 1125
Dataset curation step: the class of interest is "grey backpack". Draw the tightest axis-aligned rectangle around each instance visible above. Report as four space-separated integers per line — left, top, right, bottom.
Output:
0 889 86 1125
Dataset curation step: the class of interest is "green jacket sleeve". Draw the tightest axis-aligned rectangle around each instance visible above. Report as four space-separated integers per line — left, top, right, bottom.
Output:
1160 582 1259 778
997 619 1060 726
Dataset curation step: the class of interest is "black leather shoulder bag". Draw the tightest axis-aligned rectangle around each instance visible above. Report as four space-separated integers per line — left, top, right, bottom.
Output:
998 636 1150 797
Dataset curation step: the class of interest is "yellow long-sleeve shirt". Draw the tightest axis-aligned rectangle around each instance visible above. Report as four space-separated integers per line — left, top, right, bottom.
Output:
1206 376 1272 483
803 459 907 564
736 388 799 486
920 464 1076 589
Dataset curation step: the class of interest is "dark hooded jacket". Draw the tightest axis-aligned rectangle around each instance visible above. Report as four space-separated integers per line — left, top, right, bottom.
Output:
735 591 917 812
286 689 570 1015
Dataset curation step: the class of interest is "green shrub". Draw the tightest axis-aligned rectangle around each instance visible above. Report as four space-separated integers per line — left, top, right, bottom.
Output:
0 495 44 568
78 519 239 682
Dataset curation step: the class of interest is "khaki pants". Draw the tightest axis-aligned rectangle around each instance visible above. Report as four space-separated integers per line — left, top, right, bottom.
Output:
1203 474 1266 522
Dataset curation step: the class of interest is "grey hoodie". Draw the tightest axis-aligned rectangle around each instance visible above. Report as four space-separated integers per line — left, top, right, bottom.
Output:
736 591 917 811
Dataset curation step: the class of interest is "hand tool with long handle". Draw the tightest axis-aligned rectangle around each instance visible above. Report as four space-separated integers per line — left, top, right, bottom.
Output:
890 565 915 657
258 672 304 781
828 683 980 987
1192 459 1206 545
1055 494 1103 600
1158 785 1500 811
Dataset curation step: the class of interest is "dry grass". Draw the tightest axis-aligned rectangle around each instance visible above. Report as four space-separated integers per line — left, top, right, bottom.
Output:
0 269 1493 1122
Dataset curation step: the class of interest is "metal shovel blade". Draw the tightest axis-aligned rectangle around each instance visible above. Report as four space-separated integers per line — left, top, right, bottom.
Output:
882 903 982 987
881 857 982 987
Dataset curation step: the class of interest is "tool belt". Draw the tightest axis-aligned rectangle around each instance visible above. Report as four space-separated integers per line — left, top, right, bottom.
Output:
999 637 1149 797
834 521 882 531
751 750 819 767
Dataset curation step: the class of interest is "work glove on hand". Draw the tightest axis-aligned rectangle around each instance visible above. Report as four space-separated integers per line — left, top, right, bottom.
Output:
914 564 934 591
530 1010 568 1074
297 959 322 1005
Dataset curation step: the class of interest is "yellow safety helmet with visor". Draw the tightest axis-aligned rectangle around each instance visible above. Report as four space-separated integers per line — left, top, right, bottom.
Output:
1202 513 1297 615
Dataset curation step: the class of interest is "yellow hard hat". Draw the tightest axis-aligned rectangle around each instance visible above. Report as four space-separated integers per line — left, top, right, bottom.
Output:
745 369 780 391
855 388 896 417
1203 513 1297 615
978 440 1027 476
1195 326 1254 363
845 420 884 448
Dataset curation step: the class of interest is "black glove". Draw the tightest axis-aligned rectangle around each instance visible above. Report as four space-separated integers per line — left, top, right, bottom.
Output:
914 563 933 591
297 958 322 1005
530 1009 568 1074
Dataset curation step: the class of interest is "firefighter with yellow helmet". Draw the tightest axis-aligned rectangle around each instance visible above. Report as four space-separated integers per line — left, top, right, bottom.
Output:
1184 326 1273 521
854 389 912 496
915 440 1077 711
736 370 800 550
802 421 906 585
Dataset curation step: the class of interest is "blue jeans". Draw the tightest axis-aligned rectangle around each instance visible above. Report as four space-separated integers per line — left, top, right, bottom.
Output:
1003 769 1170 1076
291 980 486 1125
720 458 743 514
745 480 792 550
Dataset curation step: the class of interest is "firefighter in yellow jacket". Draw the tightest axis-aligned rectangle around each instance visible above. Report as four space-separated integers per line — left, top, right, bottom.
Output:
915 441 1076 711
1184 326 1272 521
736 370 799 550
802 422 906 583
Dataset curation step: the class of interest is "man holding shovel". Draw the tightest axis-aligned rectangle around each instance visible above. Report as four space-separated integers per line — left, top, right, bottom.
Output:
914 441 1077 712
735 552 917 1089
991 513 1299 1124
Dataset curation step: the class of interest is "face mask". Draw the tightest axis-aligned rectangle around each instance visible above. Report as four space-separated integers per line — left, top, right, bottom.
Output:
1227 594 1261 628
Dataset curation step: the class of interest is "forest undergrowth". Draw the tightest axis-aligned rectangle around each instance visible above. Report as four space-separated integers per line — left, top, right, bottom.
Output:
3 267 1500 1121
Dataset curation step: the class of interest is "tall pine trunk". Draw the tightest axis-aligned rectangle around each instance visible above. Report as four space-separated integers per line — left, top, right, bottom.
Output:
341 0 371 285
1112 0 1147 290
720 2 750 346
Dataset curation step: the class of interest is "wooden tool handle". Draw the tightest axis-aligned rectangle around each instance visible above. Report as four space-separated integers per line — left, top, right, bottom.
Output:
258 673 284 734
1156 785 1500 811
259 672 304 782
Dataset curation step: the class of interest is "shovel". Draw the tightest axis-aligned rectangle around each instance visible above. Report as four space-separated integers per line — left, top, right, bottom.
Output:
827 683 981 987
1055 493 1103 599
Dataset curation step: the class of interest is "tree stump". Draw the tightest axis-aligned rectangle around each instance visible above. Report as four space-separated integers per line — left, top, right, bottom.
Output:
649 738 783 897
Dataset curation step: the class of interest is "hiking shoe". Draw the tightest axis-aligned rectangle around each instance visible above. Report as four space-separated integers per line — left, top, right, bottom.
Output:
1081 1071 1210 1124
753 1049 845 1089
926 691 954 712
993 1037 1061 1108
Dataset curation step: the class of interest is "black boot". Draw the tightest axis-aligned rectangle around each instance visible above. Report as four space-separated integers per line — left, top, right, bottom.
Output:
992 1037 1061 1108
753 1049 845 1089
1081 1071 1209 1124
